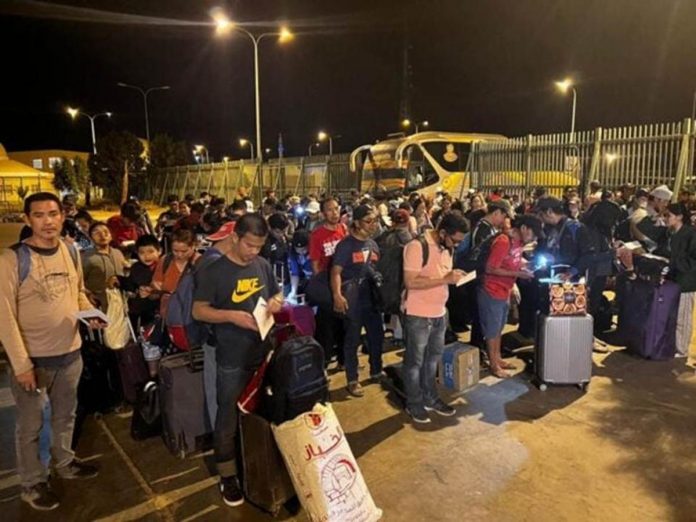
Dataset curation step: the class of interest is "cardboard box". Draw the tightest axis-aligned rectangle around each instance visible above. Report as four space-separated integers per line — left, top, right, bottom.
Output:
438 343 480 392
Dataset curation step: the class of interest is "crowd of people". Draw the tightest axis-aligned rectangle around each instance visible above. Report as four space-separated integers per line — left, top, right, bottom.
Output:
2 178 695 511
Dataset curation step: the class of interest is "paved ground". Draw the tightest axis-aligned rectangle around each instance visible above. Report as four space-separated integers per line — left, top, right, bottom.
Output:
1 330 695 522
2 220 696 520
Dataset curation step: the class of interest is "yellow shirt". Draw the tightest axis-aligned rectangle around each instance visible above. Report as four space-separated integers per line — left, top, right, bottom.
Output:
0 241 92 375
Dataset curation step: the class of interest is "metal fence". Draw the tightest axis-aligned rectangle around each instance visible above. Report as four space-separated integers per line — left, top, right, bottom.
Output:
147 118 696 204
148 153 358 205
470 118 695 198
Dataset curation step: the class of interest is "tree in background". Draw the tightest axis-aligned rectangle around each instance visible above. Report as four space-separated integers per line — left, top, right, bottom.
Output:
53 156 89 196
149 133 190 169
89 131 144 205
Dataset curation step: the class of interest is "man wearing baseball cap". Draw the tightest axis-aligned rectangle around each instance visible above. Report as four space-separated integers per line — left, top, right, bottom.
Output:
630 185 673 254
463 198 514 349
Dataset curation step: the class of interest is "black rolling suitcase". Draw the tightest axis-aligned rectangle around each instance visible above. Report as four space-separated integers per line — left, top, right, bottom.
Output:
159 350 212 458
239 412 296 516
116 341 150 404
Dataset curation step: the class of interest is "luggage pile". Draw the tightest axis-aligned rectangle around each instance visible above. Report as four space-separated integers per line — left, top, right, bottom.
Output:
535 267 594 391
613 255 679 360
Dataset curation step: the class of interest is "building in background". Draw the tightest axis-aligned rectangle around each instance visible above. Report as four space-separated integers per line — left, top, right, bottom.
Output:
8 149 89 173
0 144 57 212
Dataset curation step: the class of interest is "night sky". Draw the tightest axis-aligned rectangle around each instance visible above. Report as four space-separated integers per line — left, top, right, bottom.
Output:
2 0 696 160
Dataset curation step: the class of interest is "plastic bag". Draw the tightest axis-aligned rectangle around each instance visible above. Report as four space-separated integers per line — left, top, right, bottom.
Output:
103 289 135 350
272 403 382 522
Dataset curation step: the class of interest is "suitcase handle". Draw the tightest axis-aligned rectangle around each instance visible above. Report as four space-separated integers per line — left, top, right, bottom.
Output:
186 349 204 372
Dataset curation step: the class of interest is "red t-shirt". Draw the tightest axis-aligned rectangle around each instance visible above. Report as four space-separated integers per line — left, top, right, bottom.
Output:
483 234 523 300
309 224 347 272
107 215 141 248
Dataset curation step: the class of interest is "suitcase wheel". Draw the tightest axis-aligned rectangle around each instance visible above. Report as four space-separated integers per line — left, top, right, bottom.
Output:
539 383 548 392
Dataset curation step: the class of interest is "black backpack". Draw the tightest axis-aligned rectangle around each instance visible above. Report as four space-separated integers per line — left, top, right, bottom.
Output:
461 232 503 273
263 336 328 424
375 233 429 315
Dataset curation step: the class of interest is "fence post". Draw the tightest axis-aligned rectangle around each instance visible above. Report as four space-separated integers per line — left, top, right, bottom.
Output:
673 118 692 201
257 162 264 205
524 134 533 194
295 157 304 195
587 127 603 198
325 155 332 195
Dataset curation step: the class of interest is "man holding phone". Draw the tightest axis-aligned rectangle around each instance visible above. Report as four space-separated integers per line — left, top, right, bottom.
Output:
0 192 102 511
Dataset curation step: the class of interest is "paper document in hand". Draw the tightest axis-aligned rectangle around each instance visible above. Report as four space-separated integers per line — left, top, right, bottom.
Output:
456 270 477 287
74 309 110 326
253 297 275 341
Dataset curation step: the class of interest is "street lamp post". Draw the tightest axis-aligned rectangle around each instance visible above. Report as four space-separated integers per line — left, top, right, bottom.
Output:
214 12 293 163
66 107 112 205
554 78 577 142
317 131 337 155
66 107 112 155
308 142 320 156
239 139 255 160
116 82 170 146
194 144 209 164
401 118 429 134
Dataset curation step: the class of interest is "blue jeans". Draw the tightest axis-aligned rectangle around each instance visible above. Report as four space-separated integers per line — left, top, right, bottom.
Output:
403 315 446 411
203 343 217 428
342 301 384 383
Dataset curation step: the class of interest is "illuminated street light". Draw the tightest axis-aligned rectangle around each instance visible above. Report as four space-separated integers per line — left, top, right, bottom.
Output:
65 106 111 205
401 118 429 133
194 144 210 164
213 10 294 162
212 9 233 35
239 138 255 160
308 142 320 156
116 82 170 147
555 77 578 142
278 26 294 44
264 147 272 157
65 106 112 155
317 131 333 155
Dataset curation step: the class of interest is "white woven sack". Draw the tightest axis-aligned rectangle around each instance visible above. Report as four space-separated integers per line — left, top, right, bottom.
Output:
103 289 134 350
272 403 382 522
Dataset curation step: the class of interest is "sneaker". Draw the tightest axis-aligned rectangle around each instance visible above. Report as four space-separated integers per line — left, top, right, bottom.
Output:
405 407 431 424
425 399 456 417
369 372 384 384
21 482 60 511
674 353 689 359
219 476 244 507
57 459 99 480
346 381 364 397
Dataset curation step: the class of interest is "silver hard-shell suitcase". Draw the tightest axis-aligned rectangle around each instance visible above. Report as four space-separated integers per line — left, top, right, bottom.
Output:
535 314 593 391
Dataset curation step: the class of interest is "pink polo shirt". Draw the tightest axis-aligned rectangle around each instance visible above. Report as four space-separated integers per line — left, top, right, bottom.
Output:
403 233 452 318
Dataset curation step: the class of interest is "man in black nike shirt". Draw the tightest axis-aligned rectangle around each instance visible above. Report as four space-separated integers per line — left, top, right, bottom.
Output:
193 213 283 508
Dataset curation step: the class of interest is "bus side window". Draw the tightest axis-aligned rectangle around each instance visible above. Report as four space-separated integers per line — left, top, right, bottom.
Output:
406 145 439 189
